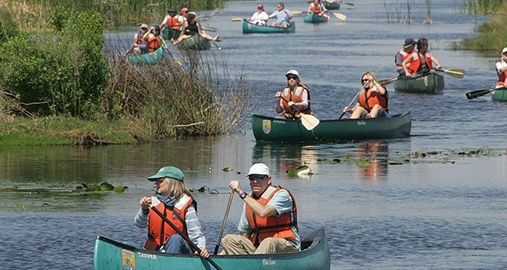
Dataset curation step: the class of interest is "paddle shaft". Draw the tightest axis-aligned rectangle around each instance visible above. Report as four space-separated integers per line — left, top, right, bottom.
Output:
338 81 368 120
211 41 221 50
150 206 222 270
213 191 234 255
277 95 319 130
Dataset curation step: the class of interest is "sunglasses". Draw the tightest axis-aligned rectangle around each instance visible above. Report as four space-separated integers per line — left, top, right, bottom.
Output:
248 175 267 181
287 75 298 80
361 79 369 83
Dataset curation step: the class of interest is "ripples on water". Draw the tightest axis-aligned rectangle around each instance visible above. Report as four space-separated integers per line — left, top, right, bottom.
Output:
2 0 507 269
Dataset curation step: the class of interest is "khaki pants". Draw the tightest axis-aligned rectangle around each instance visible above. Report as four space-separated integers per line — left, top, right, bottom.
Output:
221 234 297 255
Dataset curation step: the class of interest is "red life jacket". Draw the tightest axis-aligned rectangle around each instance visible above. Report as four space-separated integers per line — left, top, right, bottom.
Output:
358 86 389 113
146 195 194 249
281 85 312 119
309 4 323 13
245 186 298 246
147 35 163 52
166 16 182 30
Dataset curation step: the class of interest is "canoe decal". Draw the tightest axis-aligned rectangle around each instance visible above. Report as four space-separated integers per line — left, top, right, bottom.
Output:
262 120 271 134
423 76 428 87
262 258 276 265
121 249 135 270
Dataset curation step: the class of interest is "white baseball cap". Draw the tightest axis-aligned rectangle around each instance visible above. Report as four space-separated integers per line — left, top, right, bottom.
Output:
502 47 507 54
246 163 270 176
285 70 299 77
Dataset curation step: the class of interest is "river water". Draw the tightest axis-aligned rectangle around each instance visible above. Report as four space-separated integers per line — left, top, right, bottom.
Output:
2 1 507 269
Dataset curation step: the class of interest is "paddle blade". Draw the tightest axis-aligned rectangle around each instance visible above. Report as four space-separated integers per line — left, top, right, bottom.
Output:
466 88 494 99
300 114 320 130
292 11 302 16
231 17 242 21
436 68 465 79
343 2 355 6
333 12 346 20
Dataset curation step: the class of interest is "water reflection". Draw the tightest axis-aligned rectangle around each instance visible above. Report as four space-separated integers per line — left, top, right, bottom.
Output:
252 143 319 180
355 141 389 181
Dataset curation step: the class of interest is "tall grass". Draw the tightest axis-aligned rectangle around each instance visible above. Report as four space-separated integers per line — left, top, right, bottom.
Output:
0 0 223 30
104 39 253 141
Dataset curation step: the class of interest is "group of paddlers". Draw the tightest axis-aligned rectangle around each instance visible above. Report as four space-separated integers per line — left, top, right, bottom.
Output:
128 7 219 55
276 69 389 121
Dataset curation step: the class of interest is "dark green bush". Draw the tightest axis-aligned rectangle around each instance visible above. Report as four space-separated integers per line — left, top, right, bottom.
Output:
0 8 107 119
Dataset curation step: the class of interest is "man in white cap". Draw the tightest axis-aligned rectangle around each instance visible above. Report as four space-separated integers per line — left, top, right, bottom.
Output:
496 47 507 87
134 166 209 258
247 4 269 25
394 38 417 76
275 70 313 119
220 163 300 255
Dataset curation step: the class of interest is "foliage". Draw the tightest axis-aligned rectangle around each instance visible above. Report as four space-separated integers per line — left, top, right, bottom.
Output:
105 45 252 141
458 2 507 54
0 7 107 118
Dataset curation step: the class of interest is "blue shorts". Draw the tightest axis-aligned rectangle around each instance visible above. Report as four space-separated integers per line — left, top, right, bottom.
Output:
378 109 390 118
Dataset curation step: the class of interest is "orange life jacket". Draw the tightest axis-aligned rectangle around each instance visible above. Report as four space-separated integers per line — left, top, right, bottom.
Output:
310 4 323 13
281 85 312 119
395 49 413 63
147 35 163 52
146 195 194 249
245 186 298 246
166 16 182 30
408 52 433 74
358 86 389 113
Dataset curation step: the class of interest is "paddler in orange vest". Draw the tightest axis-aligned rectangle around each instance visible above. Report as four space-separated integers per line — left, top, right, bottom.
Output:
134 166 209 258
395 38 417 76
275 70 313 119
495 47 507 87
402 38 442 77
160 8 184 31
220 163 300 255
343 71 389 119
307 0 330 20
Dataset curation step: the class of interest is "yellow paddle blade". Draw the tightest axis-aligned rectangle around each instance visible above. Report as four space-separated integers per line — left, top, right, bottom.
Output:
231 16 243 21
292 11 302 16
300 114 320 131
333 12 346 20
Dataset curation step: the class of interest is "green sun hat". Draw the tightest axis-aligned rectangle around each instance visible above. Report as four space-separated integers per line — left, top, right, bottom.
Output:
148 166 184 181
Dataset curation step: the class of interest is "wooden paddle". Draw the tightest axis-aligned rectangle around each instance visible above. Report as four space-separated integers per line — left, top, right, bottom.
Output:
151 206 222 270
465 87 497 100
278 96 320 130
213 190 234 255
435 68 465 79
338 81 368 120
332 12 346 20
231 16 243 21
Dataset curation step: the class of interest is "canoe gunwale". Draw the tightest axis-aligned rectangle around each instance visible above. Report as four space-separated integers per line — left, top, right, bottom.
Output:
242 20 296 34
393 71 445 94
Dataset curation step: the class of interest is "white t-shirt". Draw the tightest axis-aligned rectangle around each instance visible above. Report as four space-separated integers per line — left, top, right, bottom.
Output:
496 60 507 74
250 11 269 25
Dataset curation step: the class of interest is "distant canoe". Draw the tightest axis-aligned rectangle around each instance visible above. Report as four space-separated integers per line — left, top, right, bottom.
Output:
127 46 164 65
303 12 329 23
94 228 330 270
178 34 211 50
242 20 296 34
324 1 340 10
393 71 445 94
161 28 181 40
492 87 507 102
252 112 412 143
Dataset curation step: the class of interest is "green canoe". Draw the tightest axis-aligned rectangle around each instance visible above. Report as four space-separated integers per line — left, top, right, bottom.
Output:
252 112 412 143
303 12 329 23
161 28 181 40
323 1 340 10
492 87 507 102
242 20 296 34
393 70 445 94
94 228 330 270
178 34 211 50
127 46 164 65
